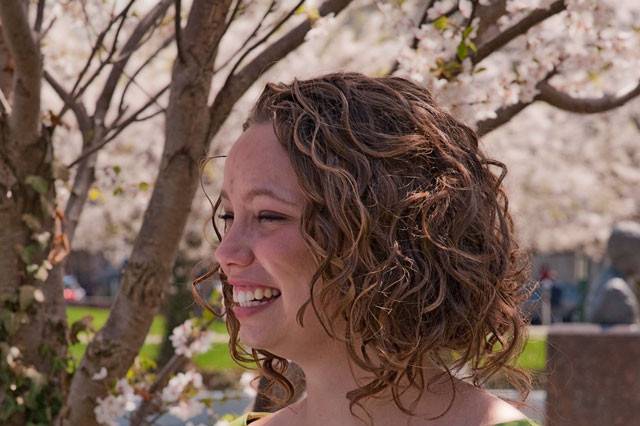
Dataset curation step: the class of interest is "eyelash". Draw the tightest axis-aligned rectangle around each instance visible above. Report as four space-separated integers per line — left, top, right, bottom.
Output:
217 212 285 223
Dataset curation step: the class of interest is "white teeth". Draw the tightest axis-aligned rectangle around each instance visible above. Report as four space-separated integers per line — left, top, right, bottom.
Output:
254 288 264 300
232 286 280 307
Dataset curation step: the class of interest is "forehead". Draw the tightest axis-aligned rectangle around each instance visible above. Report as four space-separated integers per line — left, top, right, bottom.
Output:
223 123 302 202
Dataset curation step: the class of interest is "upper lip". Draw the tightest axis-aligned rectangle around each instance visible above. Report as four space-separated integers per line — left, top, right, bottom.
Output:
227 279 279 290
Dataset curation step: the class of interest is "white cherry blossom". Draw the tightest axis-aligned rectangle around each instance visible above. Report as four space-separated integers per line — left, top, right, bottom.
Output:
169 319 216 358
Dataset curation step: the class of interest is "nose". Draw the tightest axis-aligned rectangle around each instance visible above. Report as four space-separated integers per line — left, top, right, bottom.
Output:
214 222 255 273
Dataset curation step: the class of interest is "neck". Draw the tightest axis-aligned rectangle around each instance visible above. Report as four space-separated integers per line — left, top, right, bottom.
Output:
286 340 456 426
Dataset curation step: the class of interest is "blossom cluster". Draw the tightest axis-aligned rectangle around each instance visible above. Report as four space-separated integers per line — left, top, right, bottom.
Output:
391 0 640 126
94 379 142 426
169 319 217 358
94 319 220 425
46 0 640 282
161 371 208 421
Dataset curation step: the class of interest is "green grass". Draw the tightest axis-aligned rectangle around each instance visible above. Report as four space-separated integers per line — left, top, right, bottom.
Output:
66 307 546 374
516 338 546 371
66 306 236 370
66 306 166 336
195 343 240 371
210 320 228 334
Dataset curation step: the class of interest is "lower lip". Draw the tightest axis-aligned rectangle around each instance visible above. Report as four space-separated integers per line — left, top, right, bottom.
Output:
231 297 280 319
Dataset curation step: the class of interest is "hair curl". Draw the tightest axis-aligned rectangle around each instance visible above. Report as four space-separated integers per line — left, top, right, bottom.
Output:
198 72 531 417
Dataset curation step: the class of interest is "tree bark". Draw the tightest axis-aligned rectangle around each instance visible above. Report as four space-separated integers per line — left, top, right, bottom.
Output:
59 0 173 244
0 2 67 425
62 1 232 424
208 0 353 139
64 0 354 423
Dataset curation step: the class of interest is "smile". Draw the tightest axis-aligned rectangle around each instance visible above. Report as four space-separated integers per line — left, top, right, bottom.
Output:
232 286 281 308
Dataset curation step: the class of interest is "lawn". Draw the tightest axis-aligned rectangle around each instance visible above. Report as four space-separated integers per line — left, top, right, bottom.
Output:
66 306 546 374
66 305 166 336
66 306 238 372
517 338 546 372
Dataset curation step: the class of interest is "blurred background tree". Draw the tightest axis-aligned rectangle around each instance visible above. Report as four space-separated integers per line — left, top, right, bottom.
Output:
0 1 638 424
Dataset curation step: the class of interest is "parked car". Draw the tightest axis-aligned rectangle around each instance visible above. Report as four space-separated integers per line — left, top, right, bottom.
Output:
63 275 86 302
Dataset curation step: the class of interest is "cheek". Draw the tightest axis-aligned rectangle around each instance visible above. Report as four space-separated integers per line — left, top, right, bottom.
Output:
257 228 316 287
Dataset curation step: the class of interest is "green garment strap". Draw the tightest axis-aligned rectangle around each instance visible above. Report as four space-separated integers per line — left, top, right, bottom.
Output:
228 412 269 426
228 413 539 426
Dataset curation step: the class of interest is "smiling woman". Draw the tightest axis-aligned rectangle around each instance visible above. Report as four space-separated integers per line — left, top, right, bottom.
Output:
194 73 537 426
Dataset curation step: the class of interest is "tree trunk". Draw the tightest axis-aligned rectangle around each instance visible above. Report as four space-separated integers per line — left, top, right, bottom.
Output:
62 1 232 424
157 253 196 368
0 2 67 424
63 0 354 422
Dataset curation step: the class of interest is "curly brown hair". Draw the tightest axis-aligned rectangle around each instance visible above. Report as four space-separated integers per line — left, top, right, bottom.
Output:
195 72 531 417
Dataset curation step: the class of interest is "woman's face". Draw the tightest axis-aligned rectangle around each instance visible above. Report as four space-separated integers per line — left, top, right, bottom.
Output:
215 123 328 357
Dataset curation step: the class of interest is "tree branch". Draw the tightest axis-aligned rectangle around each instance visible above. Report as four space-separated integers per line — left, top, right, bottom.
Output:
477 71 556 136
472 0 566 65
477 74 640 136
34 0 45 32
117 34 175 116
213 0 277 73
388 0 436 75
221 0 243 37
174 0 186 64
60 0 172 245
223 0 304 86
43 70 92 132
208 0 353 140
67 83 169 168
68 0 137 104
537 80 640 114
63 2 235 422
129 354 189 425
476 100 533 137
0 0 41 146
94 0 173 122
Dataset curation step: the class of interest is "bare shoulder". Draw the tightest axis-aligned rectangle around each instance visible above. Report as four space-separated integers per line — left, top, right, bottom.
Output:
452 382 529 425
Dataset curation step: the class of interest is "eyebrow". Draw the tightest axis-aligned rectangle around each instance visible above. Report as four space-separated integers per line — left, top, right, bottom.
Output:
220 187 297 206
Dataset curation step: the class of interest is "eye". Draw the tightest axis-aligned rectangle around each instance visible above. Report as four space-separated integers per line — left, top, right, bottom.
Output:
218 213 285 224
218 213 233 222
257 211 286 222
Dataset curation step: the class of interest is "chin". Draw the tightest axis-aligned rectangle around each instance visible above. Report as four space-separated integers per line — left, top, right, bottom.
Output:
239 328 278 352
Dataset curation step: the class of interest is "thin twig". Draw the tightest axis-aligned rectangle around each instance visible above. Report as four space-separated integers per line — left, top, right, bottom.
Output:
471 0 565 65
129 317 217 426
43 70 91 132
127 107 165 123
67 84 170 168
476 70 556 136
213 0 277 73
221 0 244 37
224 0 304 83
79 0 98 39
73 0 138 103
34 0 45 32
174 0 186 64
207 0 353 141
388 0 436 75
117 35 175 115
388 1 460 76
57 0 136 121
94 0 173 121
